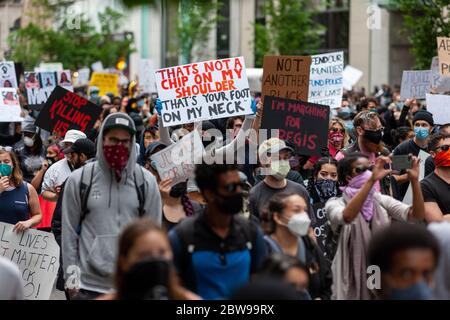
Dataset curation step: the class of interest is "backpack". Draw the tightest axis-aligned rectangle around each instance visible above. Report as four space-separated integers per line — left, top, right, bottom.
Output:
78 162 146 227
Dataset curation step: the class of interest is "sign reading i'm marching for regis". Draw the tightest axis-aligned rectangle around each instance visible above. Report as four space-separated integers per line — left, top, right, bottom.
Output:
0 222 60 300
35 86 102 137
261 55 312 101
261 96 330 156
154 57 252 127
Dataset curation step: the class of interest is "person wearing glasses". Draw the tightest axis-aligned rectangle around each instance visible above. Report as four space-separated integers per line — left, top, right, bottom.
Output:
421 134 450 223
0 146 42 232
62 113 162 300
325 152 425 300
168 161 267 299
392 110 434 201
335 111 391 194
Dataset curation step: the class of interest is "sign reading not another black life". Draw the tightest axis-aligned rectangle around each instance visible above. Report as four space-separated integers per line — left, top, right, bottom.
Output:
261 96 330 156
35 86 102 137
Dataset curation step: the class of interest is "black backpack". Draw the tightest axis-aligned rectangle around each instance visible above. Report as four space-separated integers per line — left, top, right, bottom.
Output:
78 162 146 227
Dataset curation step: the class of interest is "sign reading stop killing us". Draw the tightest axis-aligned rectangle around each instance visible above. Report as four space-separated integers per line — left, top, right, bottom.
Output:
35 86 102 137
154 57 252 127
0 222 60 300
261 55 312 101
261 96 330 156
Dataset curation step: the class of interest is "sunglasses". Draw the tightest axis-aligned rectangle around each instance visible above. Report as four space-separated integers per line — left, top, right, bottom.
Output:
435 144 450 152
330 128 345 134
222 182 246 193
354 165 373 174
0 146 12 152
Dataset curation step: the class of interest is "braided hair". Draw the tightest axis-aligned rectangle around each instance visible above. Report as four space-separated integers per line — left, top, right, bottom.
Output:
181 193 195 217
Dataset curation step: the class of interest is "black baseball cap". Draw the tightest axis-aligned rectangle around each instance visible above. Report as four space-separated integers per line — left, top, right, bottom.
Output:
63 138 96 159
102 112 136 135
144 141 167 160
129 112 144 132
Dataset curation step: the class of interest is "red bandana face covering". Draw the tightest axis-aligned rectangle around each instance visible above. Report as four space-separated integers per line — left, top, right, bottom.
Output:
103 144 129 181
434 148 450 168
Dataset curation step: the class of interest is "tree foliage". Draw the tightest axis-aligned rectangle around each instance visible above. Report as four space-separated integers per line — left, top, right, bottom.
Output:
254 0 324 67
7 0 135 70
391 0 450 69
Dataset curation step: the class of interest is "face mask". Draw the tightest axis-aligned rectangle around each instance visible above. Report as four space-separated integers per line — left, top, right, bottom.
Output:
23 136 35 147
315 179 338 201
414 127 429 140
216 192 243 215
363 128 383 144
137 100 145 108
344 121 354 131
103 144 129 182
289 156 299 169
434 147 450 167
121 258 170 300
270 160 290 180
46 157 56 167
0 163 13 177
169 181 187 198
329 131 344 144
287 213 311 237
388 281 433 300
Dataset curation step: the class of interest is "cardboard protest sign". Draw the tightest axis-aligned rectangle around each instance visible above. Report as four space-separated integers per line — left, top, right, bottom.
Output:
400 70 432 100
342 65 363 90
35 86 102 137
311 202 329 255
261 55 311 101
261 96 330 156
25 70 73 107
150 130 204 186
0 61 18 88
430 56 450 93
308 51 344 109
89 72 119 96
437 37 450 76
0 88 23 122
425 93 450 125
155 57 252 127
0 222 60 300
139 59 157 93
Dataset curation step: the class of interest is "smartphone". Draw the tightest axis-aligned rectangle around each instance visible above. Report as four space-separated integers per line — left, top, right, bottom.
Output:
391 155 413 171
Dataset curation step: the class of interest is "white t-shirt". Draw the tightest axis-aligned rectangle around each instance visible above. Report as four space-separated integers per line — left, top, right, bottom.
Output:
41 158 73 193
0 256 23 300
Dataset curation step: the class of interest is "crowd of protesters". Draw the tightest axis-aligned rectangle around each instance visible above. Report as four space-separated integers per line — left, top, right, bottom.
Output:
1 80 450 301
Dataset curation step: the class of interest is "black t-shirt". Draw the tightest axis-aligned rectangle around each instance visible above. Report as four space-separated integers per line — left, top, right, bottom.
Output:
393 139 426 200
421 172 450 215
424 156 435 177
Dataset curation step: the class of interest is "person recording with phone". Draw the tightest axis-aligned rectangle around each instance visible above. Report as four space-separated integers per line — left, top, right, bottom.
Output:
392 110 434 200
325 153 425 300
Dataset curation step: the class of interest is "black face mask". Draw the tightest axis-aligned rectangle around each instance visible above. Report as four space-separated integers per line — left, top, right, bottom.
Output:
169 181 187 198
121 258 170 300
215 192 243 215
315 179 338 202
363 128 383 144
46 157 57 167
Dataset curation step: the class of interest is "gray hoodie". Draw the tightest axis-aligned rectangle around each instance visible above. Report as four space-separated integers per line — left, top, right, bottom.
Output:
62 112 162 293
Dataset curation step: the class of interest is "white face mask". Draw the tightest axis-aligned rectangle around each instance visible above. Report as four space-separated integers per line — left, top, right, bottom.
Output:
23 136 35 147
287 213 311 237
270 159 290 180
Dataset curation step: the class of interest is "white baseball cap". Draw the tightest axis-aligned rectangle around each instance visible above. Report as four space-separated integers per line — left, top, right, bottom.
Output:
61 130 87 144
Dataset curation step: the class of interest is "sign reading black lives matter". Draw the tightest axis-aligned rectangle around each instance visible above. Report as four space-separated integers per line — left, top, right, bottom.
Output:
261 96 330 156
35 86 102 137
0 222 60 300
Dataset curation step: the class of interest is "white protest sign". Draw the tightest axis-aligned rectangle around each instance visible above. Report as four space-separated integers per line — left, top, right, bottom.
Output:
426 93 450 124
430 56 450 93
91 61 104 72
402 150 429 205
0 222 60 300
0 88 23 122
400 70 432 100
150 130 204 186
74 68 91 87
308 51 344 109
139 59 157 93
155 57 252 127
342 65 363 90
246 68 263 92
36 62 63 72
25 71 73 106
0 61 18 88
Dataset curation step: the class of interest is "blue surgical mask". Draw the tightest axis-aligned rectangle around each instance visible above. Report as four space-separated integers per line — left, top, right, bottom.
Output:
137 100 145 108
344 120 354 131
388 281 433 300
414 127 429 140
0 163 13 177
